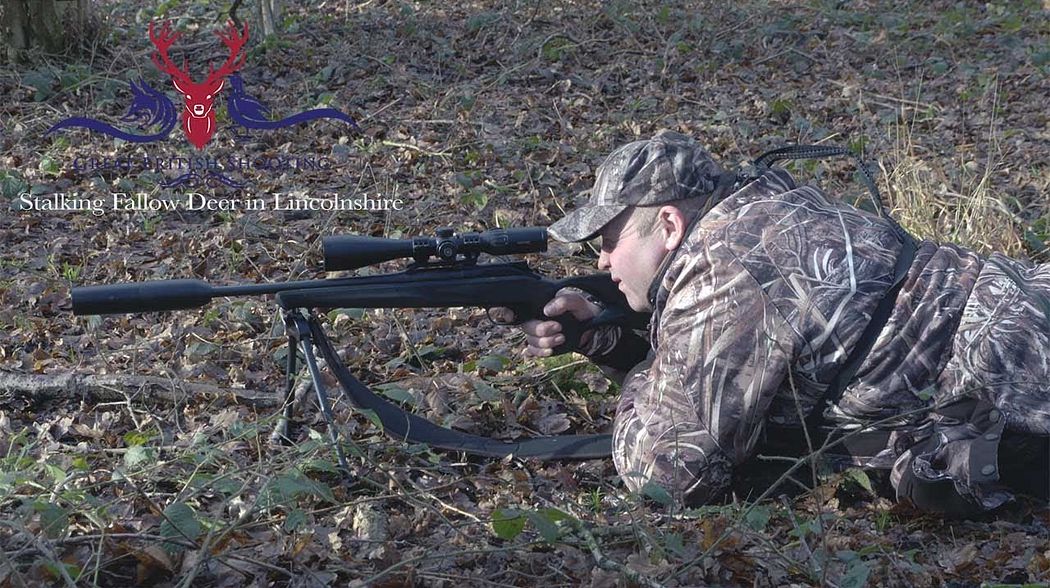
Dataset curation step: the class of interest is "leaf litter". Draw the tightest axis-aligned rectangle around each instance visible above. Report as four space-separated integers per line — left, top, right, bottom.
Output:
1 1 1048 586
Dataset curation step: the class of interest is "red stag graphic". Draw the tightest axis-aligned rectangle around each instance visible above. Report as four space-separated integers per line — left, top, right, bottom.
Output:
148 21 248 149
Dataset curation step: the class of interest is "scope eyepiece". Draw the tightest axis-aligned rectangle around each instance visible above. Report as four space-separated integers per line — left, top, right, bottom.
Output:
323 227 548 272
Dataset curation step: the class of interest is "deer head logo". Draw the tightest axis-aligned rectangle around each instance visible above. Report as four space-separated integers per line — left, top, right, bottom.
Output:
48 19 357 174
148 21 248 150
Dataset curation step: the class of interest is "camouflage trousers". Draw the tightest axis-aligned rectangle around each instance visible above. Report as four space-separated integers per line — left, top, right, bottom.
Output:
937 253 1050 436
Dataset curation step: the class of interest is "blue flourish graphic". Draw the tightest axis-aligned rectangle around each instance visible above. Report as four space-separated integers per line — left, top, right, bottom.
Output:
162 169 246 189
226 75 358 131
47 80 177 143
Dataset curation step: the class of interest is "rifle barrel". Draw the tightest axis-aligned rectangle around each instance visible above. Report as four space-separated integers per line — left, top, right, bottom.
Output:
70 263 544 316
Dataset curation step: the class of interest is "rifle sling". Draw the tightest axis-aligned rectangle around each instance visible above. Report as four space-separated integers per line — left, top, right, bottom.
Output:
306 314 613 460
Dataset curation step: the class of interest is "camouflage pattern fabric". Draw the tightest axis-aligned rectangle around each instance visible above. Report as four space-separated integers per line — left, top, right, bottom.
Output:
588 168 1050 509
549 130 724 242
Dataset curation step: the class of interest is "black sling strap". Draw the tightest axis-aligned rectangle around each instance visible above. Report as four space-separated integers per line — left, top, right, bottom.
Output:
748 144 887 217
302 310 614 460
820 235 917 414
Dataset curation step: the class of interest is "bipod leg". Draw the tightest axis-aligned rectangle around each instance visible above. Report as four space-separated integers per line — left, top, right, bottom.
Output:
269 310 301 446
289 311 353 478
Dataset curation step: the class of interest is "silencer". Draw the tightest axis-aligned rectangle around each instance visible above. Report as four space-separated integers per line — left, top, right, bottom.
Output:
72 279 216 315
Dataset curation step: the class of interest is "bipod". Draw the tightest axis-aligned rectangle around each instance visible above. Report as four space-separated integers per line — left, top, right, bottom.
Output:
270 308 353 479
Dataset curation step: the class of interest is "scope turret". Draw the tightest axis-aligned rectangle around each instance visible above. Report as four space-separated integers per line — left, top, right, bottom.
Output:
323 227 547 272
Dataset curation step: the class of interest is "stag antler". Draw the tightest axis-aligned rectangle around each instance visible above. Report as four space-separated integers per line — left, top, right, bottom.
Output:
205 21 249 86
148 21 193 86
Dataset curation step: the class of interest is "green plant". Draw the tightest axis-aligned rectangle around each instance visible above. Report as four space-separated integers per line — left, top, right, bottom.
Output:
61 261 81 282
540 35 575 62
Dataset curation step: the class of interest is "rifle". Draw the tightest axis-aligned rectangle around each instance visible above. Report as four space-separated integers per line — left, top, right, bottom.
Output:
72 227 649 471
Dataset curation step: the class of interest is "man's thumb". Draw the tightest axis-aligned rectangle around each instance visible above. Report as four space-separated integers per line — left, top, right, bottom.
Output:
555 294 595 321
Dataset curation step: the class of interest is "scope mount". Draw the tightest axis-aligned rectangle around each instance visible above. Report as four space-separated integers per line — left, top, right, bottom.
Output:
409 227 486 267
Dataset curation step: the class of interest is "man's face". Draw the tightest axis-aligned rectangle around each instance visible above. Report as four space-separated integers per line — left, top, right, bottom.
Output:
597 208 669 312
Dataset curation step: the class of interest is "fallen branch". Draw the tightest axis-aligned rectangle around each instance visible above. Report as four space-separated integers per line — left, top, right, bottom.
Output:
0 372 280 408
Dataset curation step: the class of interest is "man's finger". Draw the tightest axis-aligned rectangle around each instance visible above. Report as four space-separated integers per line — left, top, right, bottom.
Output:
526 333 565 349
522 319 562 337
525 344 555 357
543 296 570 318
545 293 599 321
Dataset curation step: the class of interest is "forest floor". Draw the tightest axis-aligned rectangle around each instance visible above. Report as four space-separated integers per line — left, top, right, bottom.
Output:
1 0 1048 586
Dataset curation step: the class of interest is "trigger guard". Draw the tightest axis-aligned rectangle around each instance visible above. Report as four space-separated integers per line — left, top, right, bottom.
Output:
485 307 522 326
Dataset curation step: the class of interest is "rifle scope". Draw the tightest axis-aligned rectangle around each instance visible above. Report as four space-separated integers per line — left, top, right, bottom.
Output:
323 227 547 271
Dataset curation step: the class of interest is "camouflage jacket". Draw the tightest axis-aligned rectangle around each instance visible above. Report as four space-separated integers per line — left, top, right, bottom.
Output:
583 168 1050 512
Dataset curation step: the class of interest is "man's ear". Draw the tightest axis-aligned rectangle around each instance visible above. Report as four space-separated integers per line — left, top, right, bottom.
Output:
657 205 688 251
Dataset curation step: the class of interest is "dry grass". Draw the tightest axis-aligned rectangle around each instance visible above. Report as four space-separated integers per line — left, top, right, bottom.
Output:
880 87 1028 258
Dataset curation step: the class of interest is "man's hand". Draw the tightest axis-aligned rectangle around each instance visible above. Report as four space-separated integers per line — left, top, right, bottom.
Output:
521 289 601 357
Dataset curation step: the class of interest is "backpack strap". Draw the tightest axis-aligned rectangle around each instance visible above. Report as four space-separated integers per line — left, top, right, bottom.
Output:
818 233 917 418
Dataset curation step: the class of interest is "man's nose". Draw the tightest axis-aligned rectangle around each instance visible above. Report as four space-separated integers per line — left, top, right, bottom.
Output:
597 249 610 270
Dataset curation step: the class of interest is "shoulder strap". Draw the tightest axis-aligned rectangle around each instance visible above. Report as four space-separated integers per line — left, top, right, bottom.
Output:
816 233 917 422
747 144 887 218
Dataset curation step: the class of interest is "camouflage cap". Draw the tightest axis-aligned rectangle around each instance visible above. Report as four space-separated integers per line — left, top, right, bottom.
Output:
549 130 723 242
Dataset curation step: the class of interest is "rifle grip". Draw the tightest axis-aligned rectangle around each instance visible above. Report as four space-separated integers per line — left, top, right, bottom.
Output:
552 314 586 355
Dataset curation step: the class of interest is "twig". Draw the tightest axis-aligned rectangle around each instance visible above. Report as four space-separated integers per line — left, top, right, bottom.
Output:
828 80 940 111
0 372 279 408
51 532 295 579
0 544 31 588
229 0 243 29
575 522 666 588
357 97 401 124
0 521 76 588
406 483 482 523
380 140 450 157
779 495 820 581
362 544 546 586
755 46 818 67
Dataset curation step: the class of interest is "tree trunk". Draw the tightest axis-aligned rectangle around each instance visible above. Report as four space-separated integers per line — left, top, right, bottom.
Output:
29 0 64 52
259 0 280 37
1 0 31 61
1 0 80 61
